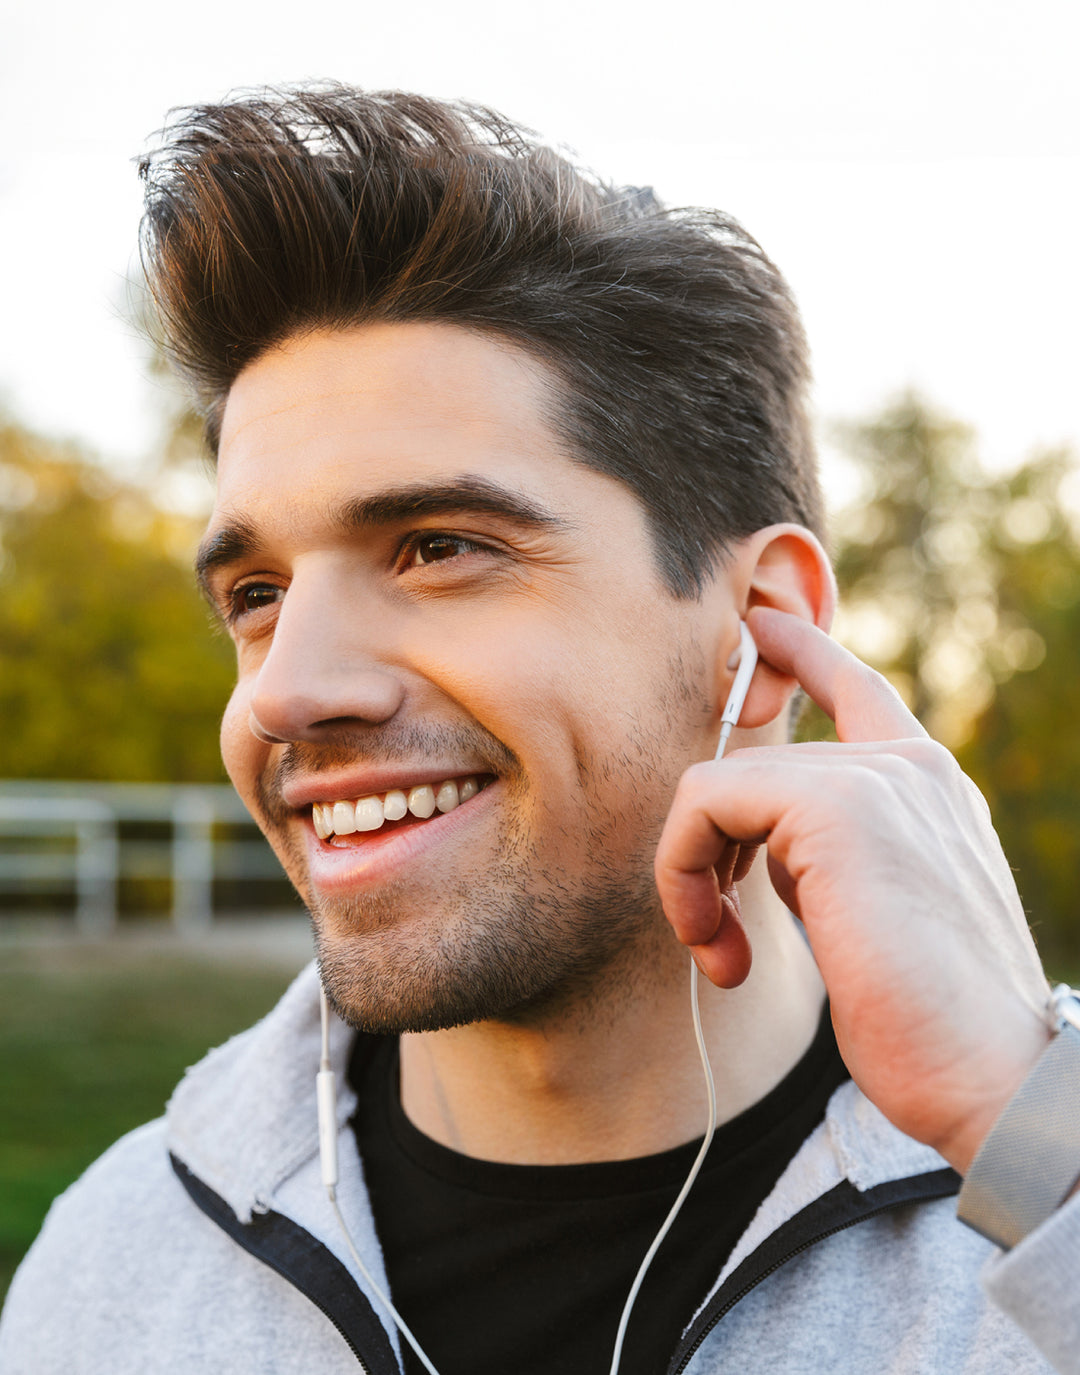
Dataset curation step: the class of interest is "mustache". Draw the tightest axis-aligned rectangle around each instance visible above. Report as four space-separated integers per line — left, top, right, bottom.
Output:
255 720 522 824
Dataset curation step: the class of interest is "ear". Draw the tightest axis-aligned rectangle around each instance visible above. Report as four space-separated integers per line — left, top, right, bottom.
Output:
720 524 836 732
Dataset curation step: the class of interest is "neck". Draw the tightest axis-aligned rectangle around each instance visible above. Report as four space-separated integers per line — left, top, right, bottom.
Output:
398 861 825 1164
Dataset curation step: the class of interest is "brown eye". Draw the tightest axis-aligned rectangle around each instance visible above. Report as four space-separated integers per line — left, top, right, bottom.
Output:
409 535 477 566
233 583 282 616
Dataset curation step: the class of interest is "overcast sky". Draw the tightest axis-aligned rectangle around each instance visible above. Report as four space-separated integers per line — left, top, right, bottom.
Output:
1 0 1077 505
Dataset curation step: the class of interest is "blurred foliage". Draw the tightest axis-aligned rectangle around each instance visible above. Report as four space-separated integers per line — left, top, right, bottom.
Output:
827 392 1080 970
0 415 234 781
954 460 1080 972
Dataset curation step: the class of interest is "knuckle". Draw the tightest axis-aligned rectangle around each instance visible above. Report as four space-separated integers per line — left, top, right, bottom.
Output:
841 762 897 812
870 738 993 824
894 738 968 793
672 755 751 816
672 761 712 807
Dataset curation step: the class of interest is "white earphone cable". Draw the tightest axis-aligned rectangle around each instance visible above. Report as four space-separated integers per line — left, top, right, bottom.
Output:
605 958 718 1374
606 630 751 1371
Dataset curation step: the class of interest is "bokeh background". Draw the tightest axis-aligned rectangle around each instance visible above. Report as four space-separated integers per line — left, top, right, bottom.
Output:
2 0 1079 1301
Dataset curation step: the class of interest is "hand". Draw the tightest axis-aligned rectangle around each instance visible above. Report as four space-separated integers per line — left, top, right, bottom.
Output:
655 606 1052 1175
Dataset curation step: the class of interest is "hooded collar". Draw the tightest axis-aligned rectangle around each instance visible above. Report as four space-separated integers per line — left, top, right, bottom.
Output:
165 960 947 1243
713 1078 947 1290
166 962 355 1223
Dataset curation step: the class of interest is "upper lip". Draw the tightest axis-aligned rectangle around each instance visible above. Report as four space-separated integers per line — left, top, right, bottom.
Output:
281 766 493 811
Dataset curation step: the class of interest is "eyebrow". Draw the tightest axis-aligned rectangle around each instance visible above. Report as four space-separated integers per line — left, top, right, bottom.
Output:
194 475 573 600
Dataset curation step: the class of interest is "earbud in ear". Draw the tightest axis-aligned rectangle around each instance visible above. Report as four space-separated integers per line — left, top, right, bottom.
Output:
715 622 758 760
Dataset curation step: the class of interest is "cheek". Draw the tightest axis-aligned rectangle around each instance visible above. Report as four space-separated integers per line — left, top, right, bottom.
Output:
219 683 261 800
406 611 566 730
434 602 689 752
435 620 685 813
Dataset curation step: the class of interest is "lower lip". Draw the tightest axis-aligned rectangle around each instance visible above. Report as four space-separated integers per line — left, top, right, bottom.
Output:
302 782 501 893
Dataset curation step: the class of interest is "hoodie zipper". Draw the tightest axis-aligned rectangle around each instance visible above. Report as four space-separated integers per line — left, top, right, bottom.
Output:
668 1167 961 1375
172 1155 402 1375
174 1152 957 1375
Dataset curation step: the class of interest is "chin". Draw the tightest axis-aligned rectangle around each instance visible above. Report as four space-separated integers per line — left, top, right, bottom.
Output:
310 867 663 1035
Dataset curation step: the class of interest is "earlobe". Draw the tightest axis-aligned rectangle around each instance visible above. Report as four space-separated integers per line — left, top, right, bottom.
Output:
723 525 836 731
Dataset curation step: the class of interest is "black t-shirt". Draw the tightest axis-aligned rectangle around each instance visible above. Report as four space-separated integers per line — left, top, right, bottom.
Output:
349 1005 847 1375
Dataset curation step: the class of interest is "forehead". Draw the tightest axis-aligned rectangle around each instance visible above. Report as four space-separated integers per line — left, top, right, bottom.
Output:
216 321 571 510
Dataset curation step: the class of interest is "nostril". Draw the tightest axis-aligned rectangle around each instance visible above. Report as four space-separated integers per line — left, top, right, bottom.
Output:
248 710 289 744
248 671 407 742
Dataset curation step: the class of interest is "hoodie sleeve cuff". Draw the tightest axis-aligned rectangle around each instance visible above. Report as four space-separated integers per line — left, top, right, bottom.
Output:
982 1188 1080 1374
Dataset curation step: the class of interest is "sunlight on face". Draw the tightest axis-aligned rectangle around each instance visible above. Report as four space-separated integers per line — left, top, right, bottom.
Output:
206 322 723 1031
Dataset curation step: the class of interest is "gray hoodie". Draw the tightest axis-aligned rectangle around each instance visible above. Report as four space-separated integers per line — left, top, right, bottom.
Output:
1 962 1077 1373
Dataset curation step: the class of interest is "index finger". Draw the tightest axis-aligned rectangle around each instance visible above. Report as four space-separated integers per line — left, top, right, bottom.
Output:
747 606 928 744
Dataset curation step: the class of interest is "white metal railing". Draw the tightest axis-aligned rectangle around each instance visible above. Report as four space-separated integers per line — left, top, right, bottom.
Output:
0 780 297 934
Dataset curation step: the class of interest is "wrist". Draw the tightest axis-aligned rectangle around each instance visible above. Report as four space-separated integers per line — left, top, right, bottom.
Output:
940 1027 1051 1177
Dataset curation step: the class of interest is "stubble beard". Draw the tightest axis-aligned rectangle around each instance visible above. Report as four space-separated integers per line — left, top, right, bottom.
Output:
313 828 665 1035
252 684 703 1035
279 781 666 1035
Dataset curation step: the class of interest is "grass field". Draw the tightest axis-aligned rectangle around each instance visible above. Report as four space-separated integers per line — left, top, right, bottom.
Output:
0 937 304 1306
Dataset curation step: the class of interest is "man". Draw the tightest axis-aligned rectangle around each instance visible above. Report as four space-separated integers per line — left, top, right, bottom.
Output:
1 85 1077 1374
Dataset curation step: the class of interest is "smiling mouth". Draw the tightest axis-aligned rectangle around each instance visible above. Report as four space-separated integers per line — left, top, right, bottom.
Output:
311 775 492 843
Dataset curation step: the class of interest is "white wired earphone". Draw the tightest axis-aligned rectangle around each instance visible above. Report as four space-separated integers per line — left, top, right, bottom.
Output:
317 621 760 1375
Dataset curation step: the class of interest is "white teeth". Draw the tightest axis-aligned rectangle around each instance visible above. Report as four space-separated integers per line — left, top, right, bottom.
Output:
314 775 484 837
383 789 408 821
354 796 385 832
407 784 437 819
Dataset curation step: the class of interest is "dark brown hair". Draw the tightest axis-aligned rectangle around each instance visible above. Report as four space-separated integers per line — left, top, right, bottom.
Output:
139 84 823 595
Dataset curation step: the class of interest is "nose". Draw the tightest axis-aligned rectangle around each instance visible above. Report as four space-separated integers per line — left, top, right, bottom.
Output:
247 575 406 744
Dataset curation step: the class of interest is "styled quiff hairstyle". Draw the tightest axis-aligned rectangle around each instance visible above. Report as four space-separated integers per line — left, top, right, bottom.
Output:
139 84 823 595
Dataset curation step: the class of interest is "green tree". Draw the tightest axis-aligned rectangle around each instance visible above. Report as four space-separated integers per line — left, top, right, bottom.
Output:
955 453 1080 970
828 393 1080 970
0 416 234 781
833 395 1021 745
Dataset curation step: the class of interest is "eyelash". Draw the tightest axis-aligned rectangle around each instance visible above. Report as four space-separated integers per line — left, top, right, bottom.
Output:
399 531 488 568
223 532 491 624
225 582 283 624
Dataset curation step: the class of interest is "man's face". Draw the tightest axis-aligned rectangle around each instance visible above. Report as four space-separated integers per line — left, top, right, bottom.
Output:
202 322 727 1032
